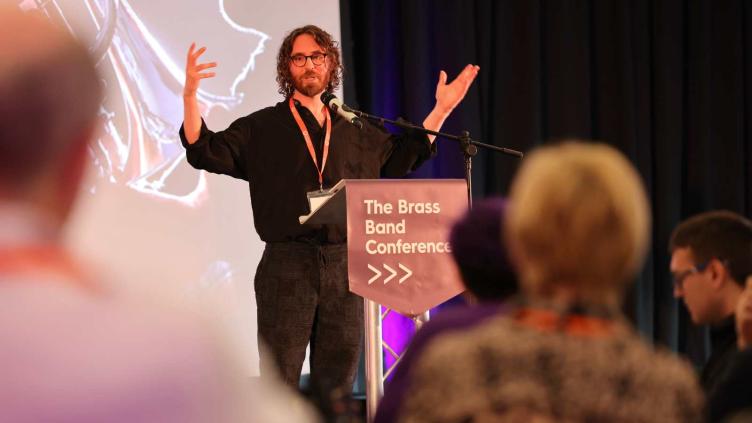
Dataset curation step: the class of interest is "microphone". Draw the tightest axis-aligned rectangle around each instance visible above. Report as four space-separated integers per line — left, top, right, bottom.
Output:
320 92 363 129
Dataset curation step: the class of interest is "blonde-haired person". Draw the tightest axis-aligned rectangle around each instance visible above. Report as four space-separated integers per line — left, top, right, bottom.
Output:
398 141 703 423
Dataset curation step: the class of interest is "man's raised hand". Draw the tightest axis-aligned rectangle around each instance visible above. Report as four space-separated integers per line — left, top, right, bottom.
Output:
421 64 480 143
434 64 480 114
184 43 217 97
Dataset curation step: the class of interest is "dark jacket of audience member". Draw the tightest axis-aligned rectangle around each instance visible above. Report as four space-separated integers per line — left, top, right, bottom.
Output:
708 277 752 422
708 349 752 423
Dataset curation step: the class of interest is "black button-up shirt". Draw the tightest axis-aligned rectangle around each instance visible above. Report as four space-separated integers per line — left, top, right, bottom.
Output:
179 100 435 243
702 315 738 395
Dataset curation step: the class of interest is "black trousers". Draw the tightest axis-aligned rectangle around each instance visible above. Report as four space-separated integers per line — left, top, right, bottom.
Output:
254 242 363 393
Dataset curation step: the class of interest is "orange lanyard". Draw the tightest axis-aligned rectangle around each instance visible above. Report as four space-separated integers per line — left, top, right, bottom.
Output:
514 307 616 337
289 98 332 191
0 245 98 293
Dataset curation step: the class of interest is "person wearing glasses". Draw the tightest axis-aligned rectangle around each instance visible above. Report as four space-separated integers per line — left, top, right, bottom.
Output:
669 211 752 401
180 24 479 397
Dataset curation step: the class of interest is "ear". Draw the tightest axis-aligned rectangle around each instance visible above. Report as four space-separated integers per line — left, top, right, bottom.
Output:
709 258 729 290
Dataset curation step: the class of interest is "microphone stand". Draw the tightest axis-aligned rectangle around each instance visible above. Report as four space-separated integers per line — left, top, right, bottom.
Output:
346 106 524 208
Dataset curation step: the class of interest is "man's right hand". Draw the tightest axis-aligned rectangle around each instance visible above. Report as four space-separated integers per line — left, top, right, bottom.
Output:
184 43 217 97
183 43 216 144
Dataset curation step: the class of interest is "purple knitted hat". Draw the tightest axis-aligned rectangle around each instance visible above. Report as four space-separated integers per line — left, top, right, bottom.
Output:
448 197 518 301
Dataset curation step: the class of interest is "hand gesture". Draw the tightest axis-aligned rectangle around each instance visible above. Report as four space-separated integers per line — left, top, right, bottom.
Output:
184 43 217 97
736 277 752 349
434 64 480 114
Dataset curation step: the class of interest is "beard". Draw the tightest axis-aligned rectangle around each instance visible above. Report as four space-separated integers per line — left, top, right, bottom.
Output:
293 70 329 97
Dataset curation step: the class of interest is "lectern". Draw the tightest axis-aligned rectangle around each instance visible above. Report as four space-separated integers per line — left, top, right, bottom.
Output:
301 179 467 422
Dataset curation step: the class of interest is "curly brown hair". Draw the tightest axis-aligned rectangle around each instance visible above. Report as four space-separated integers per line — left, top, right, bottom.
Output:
276 25 342 98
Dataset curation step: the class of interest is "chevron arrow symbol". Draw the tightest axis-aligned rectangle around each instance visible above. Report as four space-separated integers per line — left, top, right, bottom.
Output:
383 264 397 284
367 264 381 285
398 263 412 284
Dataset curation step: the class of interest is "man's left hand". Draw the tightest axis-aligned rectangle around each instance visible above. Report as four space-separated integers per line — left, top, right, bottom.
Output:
434 64 480 114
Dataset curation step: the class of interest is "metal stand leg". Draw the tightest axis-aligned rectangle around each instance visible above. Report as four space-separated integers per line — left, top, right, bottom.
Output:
364 302 432 422
412 311 430 332
364 298 383 423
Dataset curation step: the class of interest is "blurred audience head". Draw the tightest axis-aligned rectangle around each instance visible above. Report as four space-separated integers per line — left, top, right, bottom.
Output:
0 7 101 225
669 210 752 324
506 141 650 308
449 197 518 302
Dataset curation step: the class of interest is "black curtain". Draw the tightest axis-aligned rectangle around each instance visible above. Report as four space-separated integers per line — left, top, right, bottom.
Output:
340 0 752 366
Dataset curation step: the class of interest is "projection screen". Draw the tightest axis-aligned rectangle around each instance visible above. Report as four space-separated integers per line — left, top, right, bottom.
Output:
20 0 341 375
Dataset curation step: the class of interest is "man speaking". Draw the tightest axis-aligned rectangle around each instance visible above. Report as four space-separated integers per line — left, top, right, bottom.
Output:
180 24 478 394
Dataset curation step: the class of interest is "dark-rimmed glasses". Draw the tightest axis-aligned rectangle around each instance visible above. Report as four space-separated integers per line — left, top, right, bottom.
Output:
290 53 327 67
672 260 710 290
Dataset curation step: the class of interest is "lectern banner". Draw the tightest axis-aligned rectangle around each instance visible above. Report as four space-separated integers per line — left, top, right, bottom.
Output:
346 179 468 315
